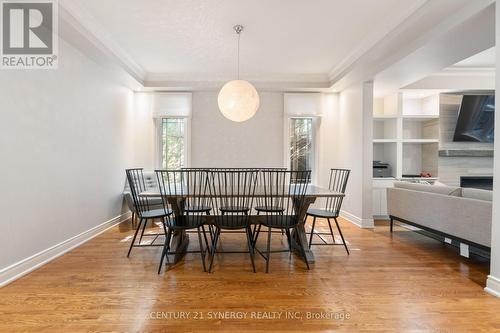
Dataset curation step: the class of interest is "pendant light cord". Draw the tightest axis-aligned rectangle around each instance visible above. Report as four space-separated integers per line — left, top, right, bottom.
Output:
237 31 240 80
233 25 243 80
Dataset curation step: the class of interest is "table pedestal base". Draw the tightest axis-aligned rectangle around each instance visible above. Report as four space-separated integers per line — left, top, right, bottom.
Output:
170 231 189 263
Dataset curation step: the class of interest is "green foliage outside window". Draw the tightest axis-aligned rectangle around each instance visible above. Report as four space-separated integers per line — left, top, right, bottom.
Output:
162 118 185 169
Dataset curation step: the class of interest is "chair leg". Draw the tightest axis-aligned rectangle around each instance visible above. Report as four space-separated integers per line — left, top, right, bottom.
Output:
245 227 256 273
334 217 349 255
205 211 214 243
280 211 284 235
266 226 272 273
139 218 148 244
296 227 310 270
157 217 169 249
285 229 292 258
201 225 210 251
158 228 172 274
327 218 336 244
197 227 207 272
127 218 143 257
208 225 214 241
252 224 262 247
308 216 317 248
161 217 168 236
390 218 393 233
208 228 221 273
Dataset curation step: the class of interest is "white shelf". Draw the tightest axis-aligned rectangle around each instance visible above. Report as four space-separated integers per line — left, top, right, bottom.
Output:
373 139 398 143
399 177 438 181
402 139 439 143
373 115 398 119
402 115 439 121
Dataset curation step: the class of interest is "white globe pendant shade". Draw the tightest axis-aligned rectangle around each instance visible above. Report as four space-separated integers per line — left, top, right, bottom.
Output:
218 80 260 122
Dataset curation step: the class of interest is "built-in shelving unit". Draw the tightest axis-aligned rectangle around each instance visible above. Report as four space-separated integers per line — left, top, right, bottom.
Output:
373 139 398 143
372 92 440 218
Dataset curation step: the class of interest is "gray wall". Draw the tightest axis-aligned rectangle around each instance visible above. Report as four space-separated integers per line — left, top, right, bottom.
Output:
191 91 284 168
438 94 494 186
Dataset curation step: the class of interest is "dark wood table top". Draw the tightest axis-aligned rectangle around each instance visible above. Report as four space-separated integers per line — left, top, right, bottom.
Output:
140 185 344 198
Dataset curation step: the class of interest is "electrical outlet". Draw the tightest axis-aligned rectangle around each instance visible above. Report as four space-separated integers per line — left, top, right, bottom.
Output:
460 243 469 258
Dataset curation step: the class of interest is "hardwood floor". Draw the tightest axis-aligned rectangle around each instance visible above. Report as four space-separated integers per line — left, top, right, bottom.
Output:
0 218 498 332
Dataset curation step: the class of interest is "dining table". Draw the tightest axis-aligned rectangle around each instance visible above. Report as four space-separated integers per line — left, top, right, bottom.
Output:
140 185 344 263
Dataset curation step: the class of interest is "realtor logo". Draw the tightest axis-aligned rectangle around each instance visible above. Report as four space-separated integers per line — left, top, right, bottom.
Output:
1 0 58 69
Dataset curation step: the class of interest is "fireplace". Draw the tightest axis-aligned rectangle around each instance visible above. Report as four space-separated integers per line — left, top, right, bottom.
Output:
460 176 493 190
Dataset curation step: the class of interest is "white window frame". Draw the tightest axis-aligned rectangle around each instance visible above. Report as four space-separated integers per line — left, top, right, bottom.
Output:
155 116 191 169
284 116 320 185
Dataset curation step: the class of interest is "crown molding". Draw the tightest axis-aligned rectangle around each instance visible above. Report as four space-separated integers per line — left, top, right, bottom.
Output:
143 72 330 91
58 0 146 83
145 72 329 83
142 79 332 92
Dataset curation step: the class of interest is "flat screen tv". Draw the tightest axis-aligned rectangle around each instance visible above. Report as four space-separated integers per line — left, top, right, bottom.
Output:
453 95 495 143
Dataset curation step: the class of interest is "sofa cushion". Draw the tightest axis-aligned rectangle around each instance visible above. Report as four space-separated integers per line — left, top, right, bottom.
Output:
394 181 461 197
123 171 161 212
461 188 493 202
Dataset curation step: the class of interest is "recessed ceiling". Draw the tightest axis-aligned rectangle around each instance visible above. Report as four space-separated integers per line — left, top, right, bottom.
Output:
63 0 420 80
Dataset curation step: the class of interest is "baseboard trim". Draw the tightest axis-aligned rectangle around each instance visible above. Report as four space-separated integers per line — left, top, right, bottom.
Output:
485 275 500 298
340 210 374 229
0 211 131 288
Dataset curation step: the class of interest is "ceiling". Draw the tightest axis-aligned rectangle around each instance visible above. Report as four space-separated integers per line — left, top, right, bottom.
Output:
452 47 495 68
62 0 421 82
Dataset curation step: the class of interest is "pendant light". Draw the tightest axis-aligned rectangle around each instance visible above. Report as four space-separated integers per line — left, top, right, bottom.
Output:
218 25 260 122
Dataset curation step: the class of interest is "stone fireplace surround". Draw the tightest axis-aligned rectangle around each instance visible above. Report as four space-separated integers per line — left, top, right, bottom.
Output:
438 94 494 187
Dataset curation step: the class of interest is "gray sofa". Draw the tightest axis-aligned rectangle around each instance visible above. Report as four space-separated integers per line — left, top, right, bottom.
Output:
123 171 163 217
387 181 492 249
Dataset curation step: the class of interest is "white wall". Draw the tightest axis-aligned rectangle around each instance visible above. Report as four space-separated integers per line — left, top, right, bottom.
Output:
317 94 340 188
0 38 134 273
191 91 284 168
334 82 374 227
132 93 156 170
485 1 500 298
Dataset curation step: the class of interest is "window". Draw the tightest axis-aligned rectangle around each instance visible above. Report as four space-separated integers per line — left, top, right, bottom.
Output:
289 117 314 182
159 118 187 169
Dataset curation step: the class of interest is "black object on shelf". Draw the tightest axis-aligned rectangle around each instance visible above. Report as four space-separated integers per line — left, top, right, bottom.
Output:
373 161 391 178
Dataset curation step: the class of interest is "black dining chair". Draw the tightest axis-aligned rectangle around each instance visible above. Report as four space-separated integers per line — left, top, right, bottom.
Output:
182 167 256 237
253 170 311 273
155 169 211 274
254 168 288 214
307 168 350 254
180 168 213 215
125 168 172 257
251 168 288 243
207 170 259 273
